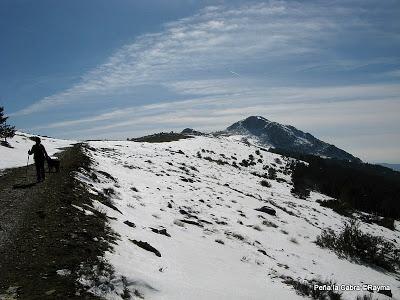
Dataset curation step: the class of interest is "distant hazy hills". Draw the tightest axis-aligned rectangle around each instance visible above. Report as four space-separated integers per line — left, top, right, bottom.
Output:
379 163 400 172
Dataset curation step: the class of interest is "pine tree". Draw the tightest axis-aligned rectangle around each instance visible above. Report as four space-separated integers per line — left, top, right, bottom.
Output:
0 106 16 143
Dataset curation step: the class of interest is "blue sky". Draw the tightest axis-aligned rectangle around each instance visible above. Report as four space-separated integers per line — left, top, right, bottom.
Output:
1 0 399 162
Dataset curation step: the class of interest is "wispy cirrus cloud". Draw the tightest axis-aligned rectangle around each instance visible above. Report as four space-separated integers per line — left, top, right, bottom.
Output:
13 1 391 116
13 1 400 162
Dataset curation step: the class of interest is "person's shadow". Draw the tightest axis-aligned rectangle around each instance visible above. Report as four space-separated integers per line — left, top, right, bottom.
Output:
12 182 37 189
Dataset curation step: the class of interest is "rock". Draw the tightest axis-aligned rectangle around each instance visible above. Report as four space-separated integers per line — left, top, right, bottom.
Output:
258 249 267 256
173 219 185 227
45 289 56 296
255 206 276 216
378 289 392 298
180 219 203 227
123 220 136 228
130 239 161 257
150 227 171 237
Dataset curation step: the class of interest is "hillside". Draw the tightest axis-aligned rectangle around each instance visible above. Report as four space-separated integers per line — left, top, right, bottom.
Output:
0 132 73 171
379 163 400 172
73 135 398 300
224 116 360 163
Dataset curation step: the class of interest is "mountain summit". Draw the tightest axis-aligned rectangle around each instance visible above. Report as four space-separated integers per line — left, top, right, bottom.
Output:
226 116 360 162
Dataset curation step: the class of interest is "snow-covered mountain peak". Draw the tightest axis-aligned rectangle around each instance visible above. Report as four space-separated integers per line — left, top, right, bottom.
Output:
225 116 361 162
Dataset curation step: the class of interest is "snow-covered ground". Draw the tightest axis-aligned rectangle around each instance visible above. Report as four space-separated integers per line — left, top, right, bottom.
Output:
76 135 399 300
0 132 74 171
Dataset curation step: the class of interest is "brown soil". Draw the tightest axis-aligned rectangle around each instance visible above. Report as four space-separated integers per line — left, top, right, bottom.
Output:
0 144 116 300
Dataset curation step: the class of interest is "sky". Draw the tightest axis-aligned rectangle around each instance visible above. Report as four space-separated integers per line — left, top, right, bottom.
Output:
0 0 399 163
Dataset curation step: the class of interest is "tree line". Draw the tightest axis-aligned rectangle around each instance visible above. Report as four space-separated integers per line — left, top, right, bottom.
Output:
270 148 400 220
0 106 16 144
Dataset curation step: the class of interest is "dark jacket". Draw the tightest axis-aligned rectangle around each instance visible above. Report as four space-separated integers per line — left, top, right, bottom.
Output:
29 144 48 162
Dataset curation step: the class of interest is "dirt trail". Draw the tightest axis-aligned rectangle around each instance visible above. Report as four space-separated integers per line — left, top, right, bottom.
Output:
0 144 114 300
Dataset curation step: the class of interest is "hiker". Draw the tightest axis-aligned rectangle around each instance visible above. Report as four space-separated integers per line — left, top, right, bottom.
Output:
28 137 49 182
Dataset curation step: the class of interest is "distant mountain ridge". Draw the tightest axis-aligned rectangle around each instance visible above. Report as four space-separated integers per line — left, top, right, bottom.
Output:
379 163 400 172
224 116 361 162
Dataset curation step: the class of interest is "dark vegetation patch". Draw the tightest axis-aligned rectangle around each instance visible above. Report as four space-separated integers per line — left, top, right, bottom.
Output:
358 214 395 231
129 239 161 257
317 198 395 230
280 275 342 300
316 199 353 217
255 206 276 216
123 220 136 228
316 220 399 272
0 140 13 148
202 156 229 166
0 144 118 299
180 177 194 183
128 132 192 143
272 148 400 219
97 188 122 214
262 220 278 228
258 249 267 256
260 180 271 188
97 170 117 183
269 200 297 217
150 227 171 237
224 231 245 241
356 294 382 300
180 219 203 227
239 159 256 167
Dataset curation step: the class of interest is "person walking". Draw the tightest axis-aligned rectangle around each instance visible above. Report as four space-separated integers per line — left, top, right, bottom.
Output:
28 137 48 182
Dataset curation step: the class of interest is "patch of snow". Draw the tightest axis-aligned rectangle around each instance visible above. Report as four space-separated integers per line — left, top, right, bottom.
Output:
0 132 74 171
76 136 399 300
56 269 72 276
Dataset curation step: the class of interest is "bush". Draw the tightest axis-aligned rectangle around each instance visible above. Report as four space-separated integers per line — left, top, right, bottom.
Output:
281 276 342 300
316 220 399 272
260 180 271 188
0 106 16 143
316 199 353 217
268 168 277 179
291 186 310 199
283 150 400 220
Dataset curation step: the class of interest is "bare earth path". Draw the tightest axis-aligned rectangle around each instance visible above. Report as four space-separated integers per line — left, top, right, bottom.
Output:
0 145 113 300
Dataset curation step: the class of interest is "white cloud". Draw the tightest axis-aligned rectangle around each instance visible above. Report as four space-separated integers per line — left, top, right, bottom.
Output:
37 83 400 138
13 1 400 162
13 1 362 116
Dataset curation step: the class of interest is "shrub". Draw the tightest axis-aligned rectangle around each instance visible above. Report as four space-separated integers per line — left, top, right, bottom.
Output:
240 159 249 167
252 225 263 231
262 220 278 228
316 199 353 217
356 295 378 300
260 180 271 187
291 186 310 199
281 276 342 300
316 220 399 272
268 168 277 179
0 106 16 143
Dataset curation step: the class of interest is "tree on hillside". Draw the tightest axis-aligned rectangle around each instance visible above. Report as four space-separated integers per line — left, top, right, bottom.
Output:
0 106 16 144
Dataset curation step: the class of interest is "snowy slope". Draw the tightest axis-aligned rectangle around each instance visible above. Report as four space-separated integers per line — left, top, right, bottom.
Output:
224 116 361 162
0 132 74 171
77 136 399 300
